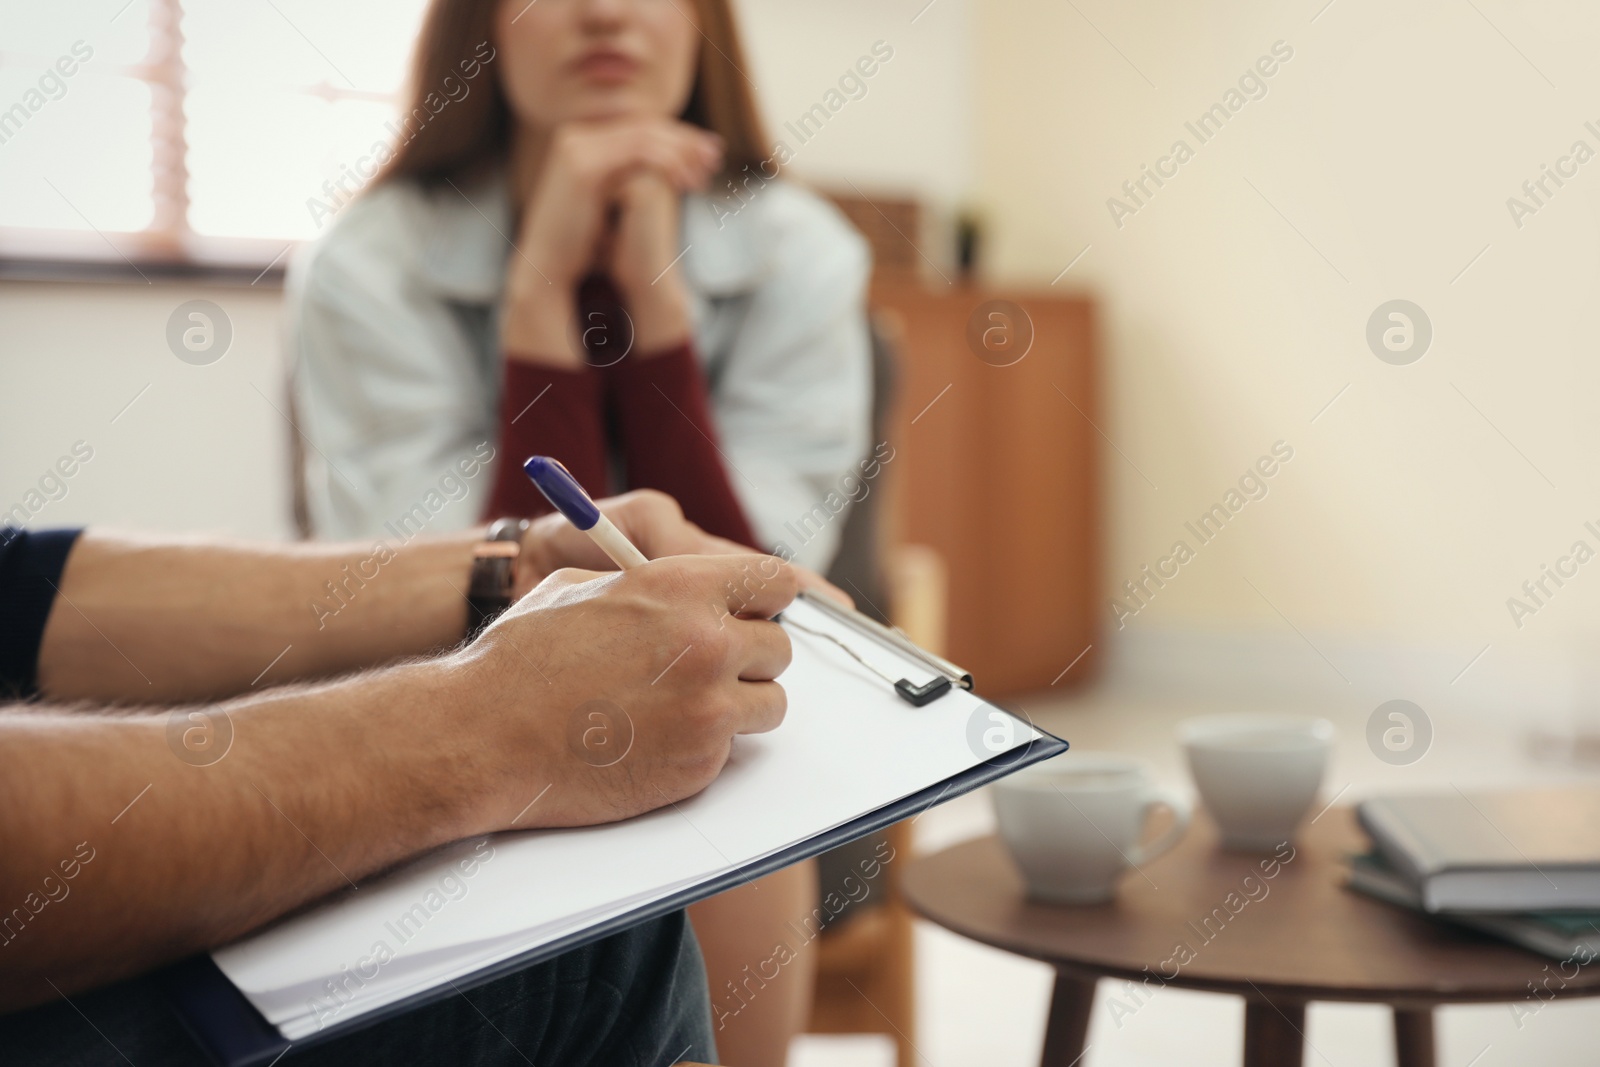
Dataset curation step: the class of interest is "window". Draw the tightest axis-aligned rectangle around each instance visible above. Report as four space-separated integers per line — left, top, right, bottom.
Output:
0 0 429 275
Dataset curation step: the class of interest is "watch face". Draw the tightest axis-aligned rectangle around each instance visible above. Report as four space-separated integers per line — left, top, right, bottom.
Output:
488 517 531 543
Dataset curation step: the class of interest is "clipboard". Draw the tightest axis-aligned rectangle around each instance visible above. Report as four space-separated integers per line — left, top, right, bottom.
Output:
162 594 1069 1066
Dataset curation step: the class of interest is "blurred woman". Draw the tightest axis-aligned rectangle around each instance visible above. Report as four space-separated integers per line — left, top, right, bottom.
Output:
286 0 873 1062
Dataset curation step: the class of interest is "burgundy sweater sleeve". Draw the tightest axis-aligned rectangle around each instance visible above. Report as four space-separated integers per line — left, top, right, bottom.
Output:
484 359 610 520
603 343 760 550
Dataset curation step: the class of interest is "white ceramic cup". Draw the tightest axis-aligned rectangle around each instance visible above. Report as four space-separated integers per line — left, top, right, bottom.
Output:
992 754 1191 904
1179 713 1333 851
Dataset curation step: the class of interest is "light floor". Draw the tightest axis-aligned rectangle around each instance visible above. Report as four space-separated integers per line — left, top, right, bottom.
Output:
789 685 1600 1067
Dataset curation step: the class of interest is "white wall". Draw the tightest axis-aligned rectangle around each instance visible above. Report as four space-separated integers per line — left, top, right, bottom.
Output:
0 280 295 540
735 0 974 206
973 0 1600 714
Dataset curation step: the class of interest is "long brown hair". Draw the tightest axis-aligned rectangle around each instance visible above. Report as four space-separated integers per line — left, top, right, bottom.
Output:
377 0 770 187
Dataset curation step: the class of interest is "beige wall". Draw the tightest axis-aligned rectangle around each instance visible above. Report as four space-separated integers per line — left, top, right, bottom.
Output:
973 0 1600 706
737 0 973 206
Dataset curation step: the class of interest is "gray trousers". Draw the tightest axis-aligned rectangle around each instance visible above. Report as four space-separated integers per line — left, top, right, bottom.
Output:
1 911 716 1067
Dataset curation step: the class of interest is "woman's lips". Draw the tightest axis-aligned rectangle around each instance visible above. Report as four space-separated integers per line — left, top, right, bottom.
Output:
572 51 640 84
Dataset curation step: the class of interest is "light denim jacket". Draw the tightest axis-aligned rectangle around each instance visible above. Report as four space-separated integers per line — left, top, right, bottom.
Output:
286 169 873 571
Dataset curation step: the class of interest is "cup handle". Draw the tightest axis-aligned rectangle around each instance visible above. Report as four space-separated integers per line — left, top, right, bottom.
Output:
1125 786 1192 866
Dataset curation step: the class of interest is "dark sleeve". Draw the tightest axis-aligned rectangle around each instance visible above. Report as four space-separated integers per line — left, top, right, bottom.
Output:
0 527 84 700
603 342 760 549
483 359 612 521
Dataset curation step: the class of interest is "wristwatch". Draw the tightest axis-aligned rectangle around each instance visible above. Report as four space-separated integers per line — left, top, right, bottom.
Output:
466 518 530 641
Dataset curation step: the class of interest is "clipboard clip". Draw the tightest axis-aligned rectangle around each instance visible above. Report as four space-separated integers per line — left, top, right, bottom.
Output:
894 677 954 706
782 590 973 706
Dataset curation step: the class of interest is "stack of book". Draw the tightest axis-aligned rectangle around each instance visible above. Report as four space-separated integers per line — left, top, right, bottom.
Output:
1348 788 1600 961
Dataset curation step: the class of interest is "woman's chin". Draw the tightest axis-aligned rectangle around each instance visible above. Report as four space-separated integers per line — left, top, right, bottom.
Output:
561 89 675 125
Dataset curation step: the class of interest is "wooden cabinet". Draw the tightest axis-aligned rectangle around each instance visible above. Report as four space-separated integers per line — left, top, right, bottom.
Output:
872 282 1100 697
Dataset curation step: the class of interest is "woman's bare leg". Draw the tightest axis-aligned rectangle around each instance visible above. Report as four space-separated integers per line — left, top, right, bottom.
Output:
688 859 819 1067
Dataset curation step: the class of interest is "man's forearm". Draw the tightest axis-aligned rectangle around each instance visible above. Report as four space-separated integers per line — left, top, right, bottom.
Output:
3 535 805 1014
36 530 484 703
0 660 486 1011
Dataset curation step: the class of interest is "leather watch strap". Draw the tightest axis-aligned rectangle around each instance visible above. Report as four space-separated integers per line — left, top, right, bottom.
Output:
465 518 529 641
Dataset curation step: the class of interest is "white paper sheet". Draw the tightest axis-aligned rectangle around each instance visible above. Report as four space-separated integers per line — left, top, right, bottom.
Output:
211 596 1043 1039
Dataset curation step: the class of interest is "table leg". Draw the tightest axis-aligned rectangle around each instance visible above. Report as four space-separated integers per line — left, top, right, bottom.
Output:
1393 1007 1436 1067
1243 997 1305 1067
1039 971 1096 1067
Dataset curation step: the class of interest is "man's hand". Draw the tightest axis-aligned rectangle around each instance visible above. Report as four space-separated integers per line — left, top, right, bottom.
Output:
515 489 723 586
514 489 850 607
459 553 798 830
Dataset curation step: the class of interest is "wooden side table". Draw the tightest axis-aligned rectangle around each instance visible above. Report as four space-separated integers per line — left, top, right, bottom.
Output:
903 808 1600 1067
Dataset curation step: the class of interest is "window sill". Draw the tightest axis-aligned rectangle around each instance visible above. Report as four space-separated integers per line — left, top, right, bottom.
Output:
0 229 297 288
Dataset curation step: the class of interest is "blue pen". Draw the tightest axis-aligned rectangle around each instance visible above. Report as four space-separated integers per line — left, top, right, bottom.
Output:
523 456 650 570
